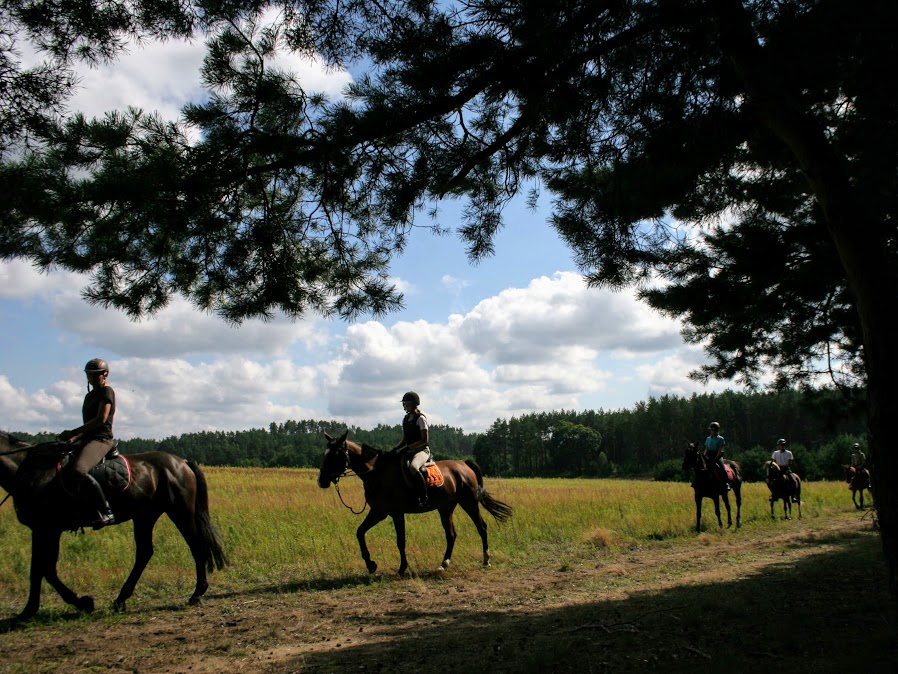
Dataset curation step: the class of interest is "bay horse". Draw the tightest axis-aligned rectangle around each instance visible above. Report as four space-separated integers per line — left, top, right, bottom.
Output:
318 431 512 575
765 460 802 520
845 465 873 509
0 431 227 622
682 442 742 532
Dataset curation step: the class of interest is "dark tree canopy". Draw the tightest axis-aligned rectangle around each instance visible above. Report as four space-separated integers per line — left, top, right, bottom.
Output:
3 0 898 595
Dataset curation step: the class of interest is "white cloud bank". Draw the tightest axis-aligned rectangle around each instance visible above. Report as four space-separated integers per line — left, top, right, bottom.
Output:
0 264 733 439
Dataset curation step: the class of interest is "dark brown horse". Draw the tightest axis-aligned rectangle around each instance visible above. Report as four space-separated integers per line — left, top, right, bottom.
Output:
845 465 873 509
318 431 512 575
0 431 227 621
682 442 742 532
765 460 802 520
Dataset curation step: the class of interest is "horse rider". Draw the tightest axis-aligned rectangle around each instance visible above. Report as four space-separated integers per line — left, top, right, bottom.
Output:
771 438 798 495
849 442 869 485
58 358 117 528
391 391 431 508
703 422 730 491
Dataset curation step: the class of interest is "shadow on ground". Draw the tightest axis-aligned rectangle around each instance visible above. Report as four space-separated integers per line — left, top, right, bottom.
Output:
279 532 896 673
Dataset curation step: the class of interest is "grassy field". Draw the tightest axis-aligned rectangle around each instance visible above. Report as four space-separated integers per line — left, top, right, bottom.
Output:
0 468 877 611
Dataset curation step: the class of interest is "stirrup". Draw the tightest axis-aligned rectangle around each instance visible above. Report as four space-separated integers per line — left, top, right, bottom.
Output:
92 512 115 529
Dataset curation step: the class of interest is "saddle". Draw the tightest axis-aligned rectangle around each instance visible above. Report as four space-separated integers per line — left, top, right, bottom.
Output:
398 454 444 488
57 443 133 493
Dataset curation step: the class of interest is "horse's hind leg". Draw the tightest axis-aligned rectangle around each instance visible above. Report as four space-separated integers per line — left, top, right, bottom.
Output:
722 494 733 528
391 513 409 576
437 505 458 571
21 529 93 621
734 485 742 528
713 496 723 528
459 497 491 567
114 515 160 611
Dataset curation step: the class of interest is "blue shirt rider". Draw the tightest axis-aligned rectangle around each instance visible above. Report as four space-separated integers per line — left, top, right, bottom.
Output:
703 422 730 491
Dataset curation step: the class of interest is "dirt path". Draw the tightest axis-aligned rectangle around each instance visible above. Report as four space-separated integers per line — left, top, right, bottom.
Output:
1 512 895 673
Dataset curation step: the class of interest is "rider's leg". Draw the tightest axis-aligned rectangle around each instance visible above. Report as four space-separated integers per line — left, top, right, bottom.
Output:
73 439 115 528
409 450 431 507
716 457 730 490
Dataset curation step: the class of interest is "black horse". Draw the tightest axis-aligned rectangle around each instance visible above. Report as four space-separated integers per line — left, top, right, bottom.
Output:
318 431 512 575
682 442 742 532
765 460 802 520
0 431 227 621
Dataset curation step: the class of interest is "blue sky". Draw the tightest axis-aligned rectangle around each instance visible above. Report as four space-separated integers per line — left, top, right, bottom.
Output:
0 25 734 440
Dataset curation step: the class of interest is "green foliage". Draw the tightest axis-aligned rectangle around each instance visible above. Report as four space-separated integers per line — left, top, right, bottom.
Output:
653 459 687 483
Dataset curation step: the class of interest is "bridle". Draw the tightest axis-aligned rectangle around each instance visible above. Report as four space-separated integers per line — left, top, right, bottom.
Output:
325 441 368 515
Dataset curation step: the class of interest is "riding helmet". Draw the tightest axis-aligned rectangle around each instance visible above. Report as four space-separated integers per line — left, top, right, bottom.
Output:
852 443 860 449
777 438 786 445
401 391 420 406
84 358 109 374
708 421 720 430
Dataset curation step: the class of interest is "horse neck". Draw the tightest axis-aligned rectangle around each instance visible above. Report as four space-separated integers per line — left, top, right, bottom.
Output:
345 441 378 476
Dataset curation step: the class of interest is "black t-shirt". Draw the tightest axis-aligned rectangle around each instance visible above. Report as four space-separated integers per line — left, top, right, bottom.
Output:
82 385 115 441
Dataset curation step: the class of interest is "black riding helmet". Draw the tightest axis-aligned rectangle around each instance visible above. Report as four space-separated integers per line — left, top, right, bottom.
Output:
401 391 420 406
84 358 109 374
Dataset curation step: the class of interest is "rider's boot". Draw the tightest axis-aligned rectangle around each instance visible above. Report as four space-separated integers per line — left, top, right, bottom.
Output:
414 469 429 508
81 473 115 529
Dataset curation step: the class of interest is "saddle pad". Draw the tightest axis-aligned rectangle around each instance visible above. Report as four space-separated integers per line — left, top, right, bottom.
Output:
425 463 444 488
724 464 735 482
89 455 133 492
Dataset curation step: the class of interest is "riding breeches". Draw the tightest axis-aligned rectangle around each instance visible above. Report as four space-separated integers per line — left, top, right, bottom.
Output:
407 448 432 472
73 438 114 475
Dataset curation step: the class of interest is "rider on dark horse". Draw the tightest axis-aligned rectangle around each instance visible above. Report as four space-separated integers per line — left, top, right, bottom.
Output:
57 358 117 529
703 422 730 491
849 443 870 487
391 391 431 508
772 438 798 498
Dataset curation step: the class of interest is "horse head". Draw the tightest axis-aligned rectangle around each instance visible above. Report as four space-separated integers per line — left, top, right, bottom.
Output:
319 431 350 488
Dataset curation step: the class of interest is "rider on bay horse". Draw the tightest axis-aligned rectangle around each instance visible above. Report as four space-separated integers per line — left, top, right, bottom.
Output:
58 358 117 528
849 442 870 487
703 422 730 491
391 391 432 508
772 438 798 498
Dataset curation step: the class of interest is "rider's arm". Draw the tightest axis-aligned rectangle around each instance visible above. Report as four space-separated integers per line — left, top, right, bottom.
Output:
60 402 111 442
406 427 429 451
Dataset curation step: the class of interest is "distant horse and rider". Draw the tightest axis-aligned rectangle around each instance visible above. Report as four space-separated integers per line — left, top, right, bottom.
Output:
318 430 512 575
765 460 802 520
682 440 742 532
0 431 227 622
845 442 873 509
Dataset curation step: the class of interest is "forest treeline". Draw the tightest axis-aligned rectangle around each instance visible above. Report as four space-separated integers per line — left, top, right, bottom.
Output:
14 389 866 482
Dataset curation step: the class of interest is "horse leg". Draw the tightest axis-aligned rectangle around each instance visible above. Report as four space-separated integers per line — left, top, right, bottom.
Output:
391 513 409 576
437 505 458 571
722 492 733 528
357 510 388 574
769 496 775 519
459 496 492 567
796 485 802 519
21 529 93 621
713 495 723 528
692 491 701 532
113 515 160 612
734 484 742 528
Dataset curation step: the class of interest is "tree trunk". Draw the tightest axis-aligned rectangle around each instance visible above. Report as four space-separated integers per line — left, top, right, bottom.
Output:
715 0 898 600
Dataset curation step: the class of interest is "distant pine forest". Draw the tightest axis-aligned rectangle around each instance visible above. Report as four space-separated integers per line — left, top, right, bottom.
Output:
14 389 867 482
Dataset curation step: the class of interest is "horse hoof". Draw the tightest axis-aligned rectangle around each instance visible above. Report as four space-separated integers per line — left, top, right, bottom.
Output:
76 596 95 614
188 595 203 606
112 599 126 613
365 561 378 574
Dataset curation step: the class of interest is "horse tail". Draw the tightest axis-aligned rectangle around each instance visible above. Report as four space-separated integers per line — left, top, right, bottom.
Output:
465 460 513 523
188 461 228 572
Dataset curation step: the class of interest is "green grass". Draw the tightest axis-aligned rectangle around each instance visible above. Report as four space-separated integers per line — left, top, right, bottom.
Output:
0 469 871 615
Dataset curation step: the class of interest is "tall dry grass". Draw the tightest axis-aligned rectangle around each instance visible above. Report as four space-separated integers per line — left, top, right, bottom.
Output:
0 467 870 616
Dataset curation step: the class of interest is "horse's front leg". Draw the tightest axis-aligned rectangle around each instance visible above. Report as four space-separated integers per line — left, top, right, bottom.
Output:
357 510 388 574
438 505 459 571
392 513 409 576
20 529 93 621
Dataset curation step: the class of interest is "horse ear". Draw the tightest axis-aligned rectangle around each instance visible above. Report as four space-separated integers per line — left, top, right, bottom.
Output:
339 430 348 442
323 431 333 441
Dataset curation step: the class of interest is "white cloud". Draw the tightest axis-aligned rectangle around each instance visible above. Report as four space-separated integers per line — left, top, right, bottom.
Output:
1 264 724 439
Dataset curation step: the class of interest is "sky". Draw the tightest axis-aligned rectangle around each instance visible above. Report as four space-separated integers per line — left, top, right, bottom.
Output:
0 26 736 440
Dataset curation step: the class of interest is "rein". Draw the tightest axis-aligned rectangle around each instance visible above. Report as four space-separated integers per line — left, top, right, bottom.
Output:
0 491 10 508
0 445 31 457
